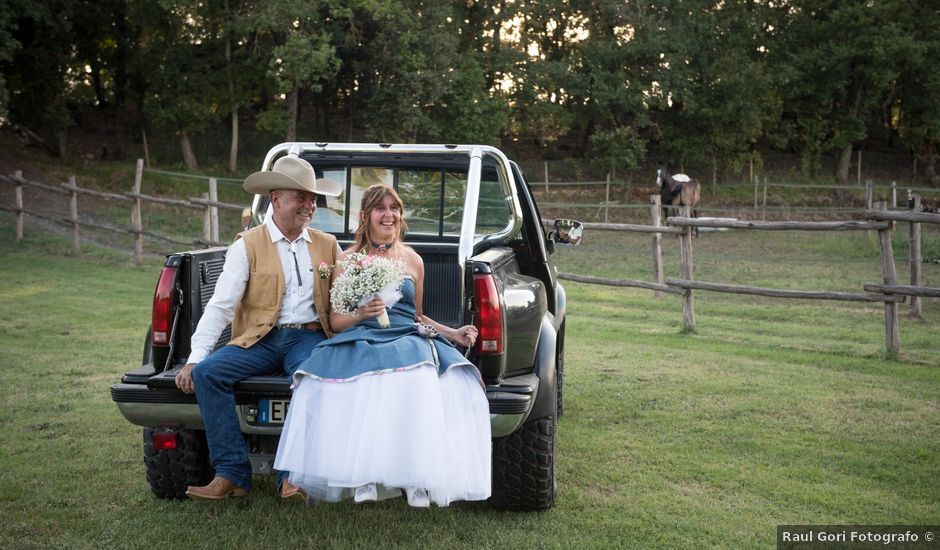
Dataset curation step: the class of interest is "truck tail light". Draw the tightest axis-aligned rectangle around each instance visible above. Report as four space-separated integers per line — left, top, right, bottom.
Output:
151 430 178 451
152 266 179 346
473 273 504 354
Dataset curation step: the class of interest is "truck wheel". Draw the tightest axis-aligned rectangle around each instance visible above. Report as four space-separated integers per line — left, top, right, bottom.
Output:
489 415 556 511
143 429 213 500
556 321 565 417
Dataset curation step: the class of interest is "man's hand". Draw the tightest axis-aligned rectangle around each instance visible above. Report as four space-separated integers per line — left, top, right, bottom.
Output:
176 363 197 394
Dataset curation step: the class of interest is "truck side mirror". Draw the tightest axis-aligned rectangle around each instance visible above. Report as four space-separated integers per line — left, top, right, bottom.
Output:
551 219 583 246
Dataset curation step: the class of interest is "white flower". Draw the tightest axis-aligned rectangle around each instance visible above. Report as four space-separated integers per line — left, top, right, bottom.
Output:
329 252 405 317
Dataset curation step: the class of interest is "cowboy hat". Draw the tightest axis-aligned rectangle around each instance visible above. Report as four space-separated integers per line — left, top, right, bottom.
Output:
243 156 342 197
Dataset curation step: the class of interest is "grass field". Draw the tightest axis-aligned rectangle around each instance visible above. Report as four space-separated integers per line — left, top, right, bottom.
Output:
0 215 938 549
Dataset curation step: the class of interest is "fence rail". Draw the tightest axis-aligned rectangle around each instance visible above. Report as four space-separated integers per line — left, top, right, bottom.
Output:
537 176 940 224
557 272 686 295
551 196 938 356
665 278 904 303
666 218 890 231
5 161 937 355
579 220 684 235
2 160 241 263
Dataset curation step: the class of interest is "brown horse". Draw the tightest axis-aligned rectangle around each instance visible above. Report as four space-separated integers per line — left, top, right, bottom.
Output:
656 163 701 236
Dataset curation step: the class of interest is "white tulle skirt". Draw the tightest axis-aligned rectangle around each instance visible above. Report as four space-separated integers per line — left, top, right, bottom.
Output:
274 364 492 506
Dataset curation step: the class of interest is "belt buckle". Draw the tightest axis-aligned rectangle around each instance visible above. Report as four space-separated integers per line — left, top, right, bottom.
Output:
277 322 301 330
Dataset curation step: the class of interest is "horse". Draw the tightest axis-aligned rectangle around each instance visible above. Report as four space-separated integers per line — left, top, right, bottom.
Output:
656 163 701 236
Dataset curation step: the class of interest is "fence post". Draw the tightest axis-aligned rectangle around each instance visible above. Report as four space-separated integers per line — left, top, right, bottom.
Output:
132 159 143 266
209 177 219 243
865 179 873 210
543 161 549 198
753 176 758 217
68 175 80 253
857 149 862 185
14 170 24 241
651 195 664 299
604 173 610 223
679 204 696 331
761 178 768 221
202 192 212 245
909 194 923 319
890 181 897 209
875 201 900 356
141 129 151 168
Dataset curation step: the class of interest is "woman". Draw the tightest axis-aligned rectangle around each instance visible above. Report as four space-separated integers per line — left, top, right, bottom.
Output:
274 184 491 507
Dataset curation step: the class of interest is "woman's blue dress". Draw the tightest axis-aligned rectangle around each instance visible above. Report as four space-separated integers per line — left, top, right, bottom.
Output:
274 278 492 506
293 278 475 381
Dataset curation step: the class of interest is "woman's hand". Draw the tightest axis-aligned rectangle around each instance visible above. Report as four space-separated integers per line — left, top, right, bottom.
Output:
356 297 386 320
451 324 478 348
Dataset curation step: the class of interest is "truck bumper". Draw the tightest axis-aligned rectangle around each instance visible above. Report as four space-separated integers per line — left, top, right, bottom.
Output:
111 372 539 438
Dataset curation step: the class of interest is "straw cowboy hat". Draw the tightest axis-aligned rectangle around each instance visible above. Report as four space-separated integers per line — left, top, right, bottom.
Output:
244 156 341 197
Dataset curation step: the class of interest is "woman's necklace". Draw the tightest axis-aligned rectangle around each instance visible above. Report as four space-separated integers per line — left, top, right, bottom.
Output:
371 240 394 253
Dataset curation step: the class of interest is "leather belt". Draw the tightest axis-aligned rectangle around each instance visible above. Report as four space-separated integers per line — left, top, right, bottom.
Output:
275 321 323 331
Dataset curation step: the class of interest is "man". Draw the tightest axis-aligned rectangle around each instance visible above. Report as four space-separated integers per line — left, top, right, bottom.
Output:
175 155 342 501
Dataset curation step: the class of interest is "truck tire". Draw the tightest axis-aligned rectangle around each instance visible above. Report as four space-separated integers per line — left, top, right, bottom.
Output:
556 321 565 417
489 415 556 511
143 429 213 500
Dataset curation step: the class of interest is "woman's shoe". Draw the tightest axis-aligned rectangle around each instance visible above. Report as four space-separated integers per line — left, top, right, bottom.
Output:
280 480 306 502
404 487 430 508
354 483 378 503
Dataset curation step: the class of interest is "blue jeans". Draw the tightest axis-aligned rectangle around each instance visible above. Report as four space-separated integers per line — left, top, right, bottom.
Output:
192 327 326 492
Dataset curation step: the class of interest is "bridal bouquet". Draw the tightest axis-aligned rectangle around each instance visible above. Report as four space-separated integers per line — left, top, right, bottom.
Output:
329 252 405 328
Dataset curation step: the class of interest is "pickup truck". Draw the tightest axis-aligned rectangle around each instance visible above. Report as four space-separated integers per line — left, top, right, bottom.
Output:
111 143 582 511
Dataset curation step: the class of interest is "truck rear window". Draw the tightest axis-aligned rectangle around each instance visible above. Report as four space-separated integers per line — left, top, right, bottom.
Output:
305 165 512 239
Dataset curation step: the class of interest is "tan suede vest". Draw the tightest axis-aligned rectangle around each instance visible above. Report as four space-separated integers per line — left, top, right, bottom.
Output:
228 224 337 348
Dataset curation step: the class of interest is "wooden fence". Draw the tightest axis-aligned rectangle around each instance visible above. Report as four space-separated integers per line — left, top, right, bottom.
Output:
553 195 940 356
0 159 245 265
3 161 937 354
536 176 940 223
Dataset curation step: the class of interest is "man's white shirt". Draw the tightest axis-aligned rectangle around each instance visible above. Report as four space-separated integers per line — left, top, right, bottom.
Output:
187 216 340 365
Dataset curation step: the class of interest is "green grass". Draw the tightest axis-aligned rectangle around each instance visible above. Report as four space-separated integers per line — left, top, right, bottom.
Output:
0 216 939 549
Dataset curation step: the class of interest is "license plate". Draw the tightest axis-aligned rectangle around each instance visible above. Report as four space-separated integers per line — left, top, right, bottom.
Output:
257 399 289 424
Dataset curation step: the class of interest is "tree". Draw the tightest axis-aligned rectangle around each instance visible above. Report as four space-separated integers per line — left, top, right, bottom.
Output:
346 0 463 142
222 0 260 172
247 0 342 141
646 0 776 183
893 1 940 183
590 125 646 178
771 0 914 180
0 0 19 121
433 56 508 144
4 0 74 157
499 0 580 153
574 0 659 172
133 1 229 171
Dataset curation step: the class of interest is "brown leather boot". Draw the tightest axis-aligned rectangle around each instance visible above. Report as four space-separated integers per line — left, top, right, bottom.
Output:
185 477 249 501
280 480 306 502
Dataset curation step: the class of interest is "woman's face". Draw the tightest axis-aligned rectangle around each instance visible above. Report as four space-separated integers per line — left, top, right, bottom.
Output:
366 193 401 244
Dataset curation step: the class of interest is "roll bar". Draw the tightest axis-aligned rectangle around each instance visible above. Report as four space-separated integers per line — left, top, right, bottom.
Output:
251 142 524 276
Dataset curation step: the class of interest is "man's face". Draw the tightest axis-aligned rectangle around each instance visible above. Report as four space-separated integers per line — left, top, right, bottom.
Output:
271 189 317 237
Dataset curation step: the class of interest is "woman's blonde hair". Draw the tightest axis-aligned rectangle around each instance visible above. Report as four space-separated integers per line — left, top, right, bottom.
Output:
352 184 408 252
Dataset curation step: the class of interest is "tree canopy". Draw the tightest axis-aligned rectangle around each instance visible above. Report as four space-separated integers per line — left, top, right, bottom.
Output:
1 0 938 182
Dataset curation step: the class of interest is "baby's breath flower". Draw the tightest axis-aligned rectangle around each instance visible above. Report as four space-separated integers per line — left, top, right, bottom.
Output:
330 252 405 316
